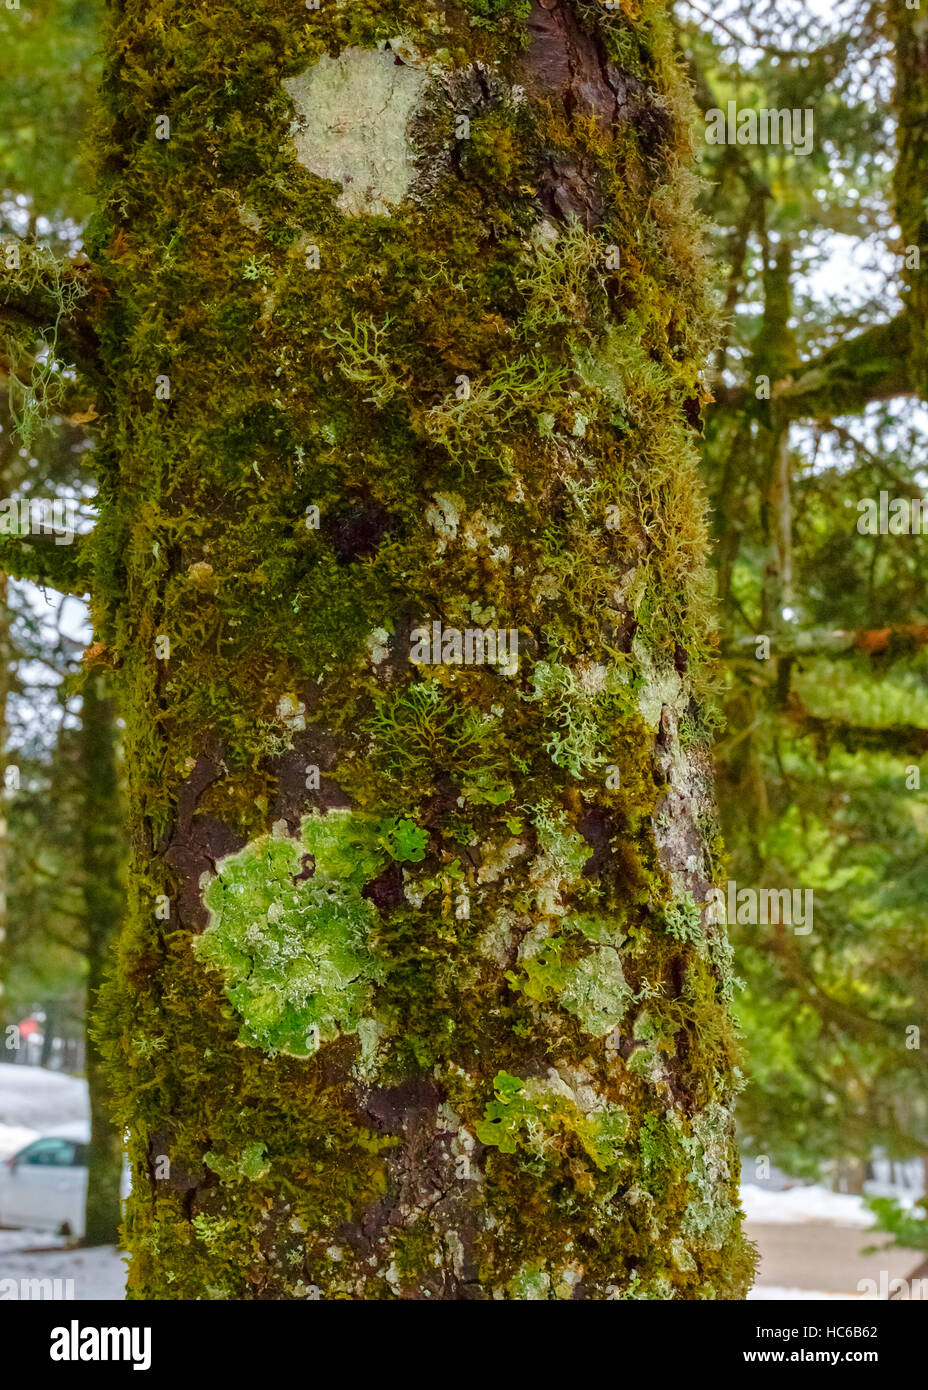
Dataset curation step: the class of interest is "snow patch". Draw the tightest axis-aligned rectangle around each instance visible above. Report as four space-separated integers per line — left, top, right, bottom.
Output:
741 1182 880 1228
748 1284 858 1301
0 1244 127 1300
0 1064 88 1133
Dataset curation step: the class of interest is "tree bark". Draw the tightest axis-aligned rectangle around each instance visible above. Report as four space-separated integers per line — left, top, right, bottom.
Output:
91 0 754 1298
81 675 125 1246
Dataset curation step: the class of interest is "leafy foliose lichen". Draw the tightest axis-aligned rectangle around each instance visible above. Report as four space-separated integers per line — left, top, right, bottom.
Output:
506 912 632 1035
529 658 630 777
195 810 424 1056
476 1069 630 1175
203 1141 271 1183
662 892 703 944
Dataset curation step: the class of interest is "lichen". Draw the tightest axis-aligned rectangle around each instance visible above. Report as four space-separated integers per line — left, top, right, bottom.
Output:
283 45 431 216
476 1069 630 1176
507 912 632 1035
195 811 425 1056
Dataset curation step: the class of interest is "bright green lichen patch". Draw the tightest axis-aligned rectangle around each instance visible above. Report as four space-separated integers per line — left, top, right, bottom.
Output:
477 1070 630 1175
507 1262 551 1300
204 1141 271 1183
507 912 632 1035
195 811 426 1056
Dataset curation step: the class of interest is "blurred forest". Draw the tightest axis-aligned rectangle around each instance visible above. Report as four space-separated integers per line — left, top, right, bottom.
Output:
0 0 926 1247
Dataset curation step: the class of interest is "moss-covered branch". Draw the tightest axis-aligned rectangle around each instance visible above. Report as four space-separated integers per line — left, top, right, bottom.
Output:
712 314 915 423
0 243 101 378
724 621 928 667
0 532 89 596
792 708 928 760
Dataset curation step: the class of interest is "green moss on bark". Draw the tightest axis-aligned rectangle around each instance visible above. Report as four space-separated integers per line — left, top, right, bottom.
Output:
91 0 754 1299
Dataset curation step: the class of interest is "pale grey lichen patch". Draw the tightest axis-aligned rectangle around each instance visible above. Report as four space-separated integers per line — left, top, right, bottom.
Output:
652 701 718 905
680 1103 741 1249
634 634 685 729
634 634 719 910
283 45 431 216
425 492 461 552
366 627 391 665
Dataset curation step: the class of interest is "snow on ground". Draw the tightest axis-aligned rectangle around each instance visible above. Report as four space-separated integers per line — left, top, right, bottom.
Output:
0 1063 88 1133
0 1123 39 1159
0 1243 128 1300
0 1227 63 1254
747 1285 857 1300
0 1167 909 1300
741 1183 881 1227
0 1246 871 1302
0 1238 893 1302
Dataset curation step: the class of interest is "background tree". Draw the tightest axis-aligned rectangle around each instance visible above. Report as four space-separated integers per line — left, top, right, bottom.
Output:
678 0 928 1186
0 0 123 1245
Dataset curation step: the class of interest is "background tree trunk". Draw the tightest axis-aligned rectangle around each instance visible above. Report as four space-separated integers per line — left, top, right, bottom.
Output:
94 0 754 1298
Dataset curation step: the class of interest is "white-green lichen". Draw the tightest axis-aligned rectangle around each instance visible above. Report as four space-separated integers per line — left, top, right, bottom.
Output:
476 1068 629 1173
195 810 424 1056
662 892 703 944
679 1104 740 1248
528 659 629 778
508 912 632 1036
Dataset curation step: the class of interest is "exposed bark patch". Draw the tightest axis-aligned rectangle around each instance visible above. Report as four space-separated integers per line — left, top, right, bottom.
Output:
577 804 612 878
522 0 621 124
146 1129 205 1194
337 1076 484 1297
519 2 673 155
325 495 396 563
162 752 247 930
536 150 604 228
362 861 406 912
271 728 352 833
361 1076 444 1136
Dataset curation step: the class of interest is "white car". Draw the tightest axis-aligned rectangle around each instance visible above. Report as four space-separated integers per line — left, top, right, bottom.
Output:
0 1064 131 1239
0 1121 94 1237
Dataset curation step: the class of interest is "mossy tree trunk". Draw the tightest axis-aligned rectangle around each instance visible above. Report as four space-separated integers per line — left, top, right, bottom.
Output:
81 675 125 1246
86 0 753 1298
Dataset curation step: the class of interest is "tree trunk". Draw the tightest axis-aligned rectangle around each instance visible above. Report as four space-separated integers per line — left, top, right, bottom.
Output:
0 573 10 1036
39 997 58 1067
93 0 754 1299
79 675 125 1245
